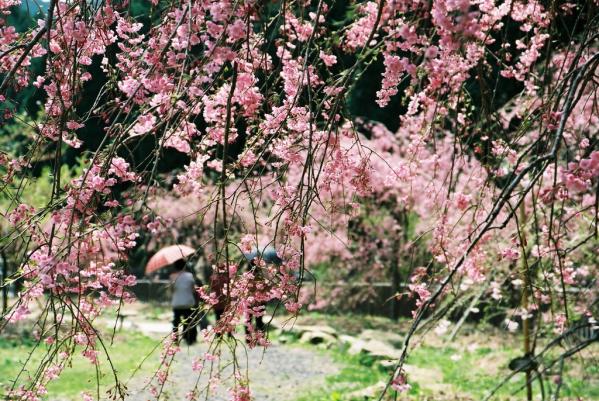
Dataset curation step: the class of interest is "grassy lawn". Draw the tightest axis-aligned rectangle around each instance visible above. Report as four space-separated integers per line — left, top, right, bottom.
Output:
292 343 389 401
292 341 599 401
0 330 161 400
408 343 599 400
282 313 599 401
1 309 597 401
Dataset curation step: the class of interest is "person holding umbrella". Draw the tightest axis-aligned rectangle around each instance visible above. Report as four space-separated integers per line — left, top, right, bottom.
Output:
169 258 199 345
243 245 282 339
145 245 202 345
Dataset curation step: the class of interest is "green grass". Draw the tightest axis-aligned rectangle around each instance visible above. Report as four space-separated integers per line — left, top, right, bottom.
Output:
408 344 518 399
408 343 599 400
293 342 389 401
291 340 599 401
282 312 599 401
3 311 597 401
0 331 161 400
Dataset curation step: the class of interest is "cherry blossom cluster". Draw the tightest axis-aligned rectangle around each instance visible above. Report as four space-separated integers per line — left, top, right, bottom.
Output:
1 0 597 398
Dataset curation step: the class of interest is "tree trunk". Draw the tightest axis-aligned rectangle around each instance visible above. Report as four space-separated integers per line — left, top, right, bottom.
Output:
519 203 533 401
391 244 400 320
1 251 8 314
391 210 408 320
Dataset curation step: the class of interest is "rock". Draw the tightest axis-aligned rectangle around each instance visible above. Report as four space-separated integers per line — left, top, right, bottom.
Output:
286 324 337 338
367 346 402 360
358 329 403 346
339 334 361 346
348 338 402 360
347 338 368 355
297 325 337 336
344 381 387 400
299 330 338 346
342 331 403 360
270 319 338 338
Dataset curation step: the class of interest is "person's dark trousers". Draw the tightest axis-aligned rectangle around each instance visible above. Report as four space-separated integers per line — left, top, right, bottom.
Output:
173 308 197 345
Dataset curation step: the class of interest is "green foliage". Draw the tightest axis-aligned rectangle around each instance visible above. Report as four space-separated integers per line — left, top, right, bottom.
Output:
0 163 80 212
0 331 159 400
0 111 85 212
0 333 36 349
7 3 38 33
0 111 39 159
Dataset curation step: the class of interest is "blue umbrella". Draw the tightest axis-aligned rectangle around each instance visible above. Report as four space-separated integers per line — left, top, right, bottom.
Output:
261 246 283 265
243 249 259 262
243 245 282 265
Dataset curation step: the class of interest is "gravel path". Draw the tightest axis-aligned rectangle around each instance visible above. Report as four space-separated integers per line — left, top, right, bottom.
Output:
125 341 339 401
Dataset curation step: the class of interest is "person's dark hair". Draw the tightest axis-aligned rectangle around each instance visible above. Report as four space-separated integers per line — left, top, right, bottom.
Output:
173 259 187 271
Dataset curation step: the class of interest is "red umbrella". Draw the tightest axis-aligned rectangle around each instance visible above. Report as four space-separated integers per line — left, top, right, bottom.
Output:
145 245 196 275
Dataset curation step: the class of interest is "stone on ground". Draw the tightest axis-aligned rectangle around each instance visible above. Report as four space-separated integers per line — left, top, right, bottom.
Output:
299 330 338 346
347 338 402 360
358 329 403 346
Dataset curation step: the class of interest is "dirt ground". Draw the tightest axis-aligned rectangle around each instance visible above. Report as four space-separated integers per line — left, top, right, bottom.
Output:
124 341 340 401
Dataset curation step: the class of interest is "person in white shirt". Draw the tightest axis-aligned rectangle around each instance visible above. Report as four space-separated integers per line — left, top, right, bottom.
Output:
170 259 198 345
